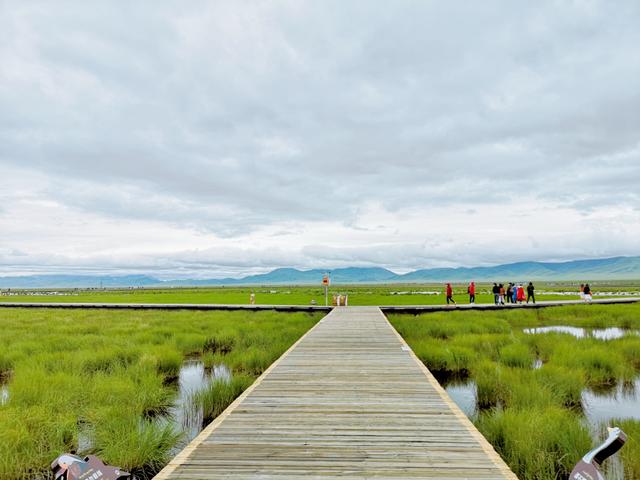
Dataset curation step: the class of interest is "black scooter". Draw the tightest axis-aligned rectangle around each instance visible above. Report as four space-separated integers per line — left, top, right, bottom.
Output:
570 427 627 480
51 454 130 480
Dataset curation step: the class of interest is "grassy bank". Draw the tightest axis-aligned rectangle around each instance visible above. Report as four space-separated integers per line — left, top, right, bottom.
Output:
0 308 320 479
389 303 640 480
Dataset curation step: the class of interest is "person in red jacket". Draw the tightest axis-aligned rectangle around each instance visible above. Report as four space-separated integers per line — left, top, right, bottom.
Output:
445 283 456 305
517 284 526 303
467 282 475 304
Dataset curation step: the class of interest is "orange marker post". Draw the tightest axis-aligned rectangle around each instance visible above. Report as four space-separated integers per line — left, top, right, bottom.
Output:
322 274 330 306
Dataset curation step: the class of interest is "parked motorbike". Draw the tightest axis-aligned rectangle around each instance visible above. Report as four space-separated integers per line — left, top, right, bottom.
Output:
570 427 626 480
51 454 130 480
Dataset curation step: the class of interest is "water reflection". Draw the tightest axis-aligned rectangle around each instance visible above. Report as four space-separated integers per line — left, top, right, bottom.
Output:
437 371 640 434
523 326 639 340
0 385 8 406
445 380 477 418
167 361 231 452
582 377 640 425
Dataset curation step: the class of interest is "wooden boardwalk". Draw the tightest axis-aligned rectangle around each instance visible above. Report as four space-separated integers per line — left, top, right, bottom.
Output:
154 307 517 479
1 297 637 312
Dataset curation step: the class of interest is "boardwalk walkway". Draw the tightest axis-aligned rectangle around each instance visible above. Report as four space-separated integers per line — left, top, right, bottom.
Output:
154 307 516 479
1 297 637 312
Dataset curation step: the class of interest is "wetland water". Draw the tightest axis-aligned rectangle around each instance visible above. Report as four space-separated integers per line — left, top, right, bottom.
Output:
0 361 234 458
444 375 640 426
439 326 640 480
523 325 640 340
167 360 232 452
444 326 640 422
0 384 8 406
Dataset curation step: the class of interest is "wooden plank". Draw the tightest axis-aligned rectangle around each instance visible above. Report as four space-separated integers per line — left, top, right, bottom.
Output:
154 307 517 479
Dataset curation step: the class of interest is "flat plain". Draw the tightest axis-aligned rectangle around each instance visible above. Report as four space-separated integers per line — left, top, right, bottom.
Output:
1 281 639 306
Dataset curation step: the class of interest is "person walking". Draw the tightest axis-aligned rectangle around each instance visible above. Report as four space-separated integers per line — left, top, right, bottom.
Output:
512 284 518 303
583 283 592 302
498 284 505 305
468 282 476 304
446 283 456 305
579 283 585 300
517 284 525 303
506 283 513 304
492 283 499 305
526 282 535 304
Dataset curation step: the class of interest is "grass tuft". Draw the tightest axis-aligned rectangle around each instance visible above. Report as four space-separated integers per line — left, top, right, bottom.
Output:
192 375 254 423
477 407 591 480
617 418 640 479
499 343 533 368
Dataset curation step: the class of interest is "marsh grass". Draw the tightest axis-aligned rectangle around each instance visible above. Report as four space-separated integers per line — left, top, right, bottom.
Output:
3 281 637 306
192 375 254 423
477 407 591 480
549 342 633 386
0 353 13 379
203 333 237 355
617 419 640 479
0 308 321 478
91 412 181 480
0 405 78 479
389 302 640 480
499 343 533 368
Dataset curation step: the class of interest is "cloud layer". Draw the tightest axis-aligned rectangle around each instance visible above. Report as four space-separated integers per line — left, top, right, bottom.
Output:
1 1 639 278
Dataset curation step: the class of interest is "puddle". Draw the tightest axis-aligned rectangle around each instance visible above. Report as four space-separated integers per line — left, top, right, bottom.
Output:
523 326 640 340
582 377 640 426
439 371 640 435
445 380 477 418
77 423 92 453
439 371 640 480
167 361 231 451
0 385 8 406
532 358 543 369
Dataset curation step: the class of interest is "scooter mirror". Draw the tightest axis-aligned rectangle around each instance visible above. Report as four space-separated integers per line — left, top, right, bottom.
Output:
570 427 626 480
51 453 131 480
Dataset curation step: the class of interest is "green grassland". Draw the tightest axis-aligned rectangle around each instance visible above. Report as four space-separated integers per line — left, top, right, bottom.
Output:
1 281 639 305
0 308 321 479
388 303 640 480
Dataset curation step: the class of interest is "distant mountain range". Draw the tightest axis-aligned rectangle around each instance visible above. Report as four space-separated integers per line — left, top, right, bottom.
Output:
1 256 639 288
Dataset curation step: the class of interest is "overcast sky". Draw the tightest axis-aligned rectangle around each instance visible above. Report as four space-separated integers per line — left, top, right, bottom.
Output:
1 1 639 278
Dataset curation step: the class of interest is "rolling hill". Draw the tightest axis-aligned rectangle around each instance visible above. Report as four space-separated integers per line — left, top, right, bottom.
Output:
1 256 639 288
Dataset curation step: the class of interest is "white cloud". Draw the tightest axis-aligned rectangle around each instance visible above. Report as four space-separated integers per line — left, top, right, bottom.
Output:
0 1 639 277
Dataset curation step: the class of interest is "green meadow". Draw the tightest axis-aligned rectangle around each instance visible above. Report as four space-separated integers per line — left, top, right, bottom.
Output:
2 301 640 479
1 281 639 306
0 308 320 479
389 303 640 480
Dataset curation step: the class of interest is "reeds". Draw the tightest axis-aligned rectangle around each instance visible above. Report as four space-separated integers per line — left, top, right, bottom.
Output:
90 411 182 479
0 307 321 478
192 375 254 423
388 302 640 479
499 343 533 368
617 418 640 479
477 407 591 480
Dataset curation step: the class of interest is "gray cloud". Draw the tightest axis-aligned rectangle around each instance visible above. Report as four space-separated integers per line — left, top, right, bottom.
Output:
1 1 639 276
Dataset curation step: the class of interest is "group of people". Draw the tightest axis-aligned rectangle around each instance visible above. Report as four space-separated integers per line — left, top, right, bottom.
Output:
444 281 536 305
490 282 536 305
445 282 595 305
